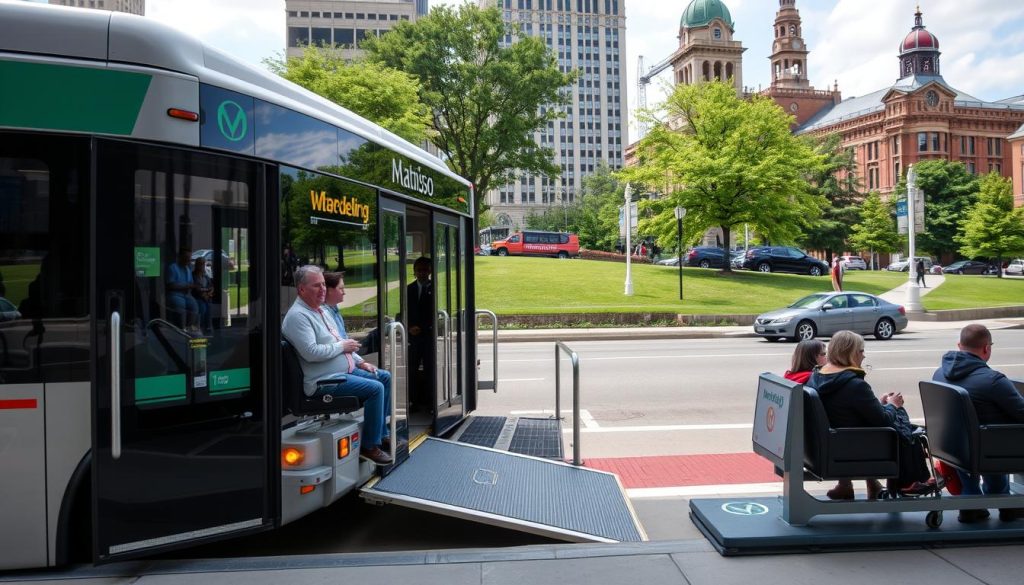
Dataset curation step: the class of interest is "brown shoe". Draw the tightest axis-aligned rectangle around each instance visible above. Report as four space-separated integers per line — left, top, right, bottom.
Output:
826 480 854 500
360 447 393 465
866 479 883 500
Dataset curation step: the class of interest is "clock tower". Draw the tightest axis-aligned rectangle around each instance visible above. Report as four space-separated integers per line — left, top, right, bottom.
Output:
768 0 809 89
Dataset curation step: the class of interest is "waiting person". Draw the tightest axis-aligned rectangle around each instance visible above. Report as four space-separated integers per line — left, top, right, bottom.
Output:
166 247 199 330
808 331 930 500
830 257 844 292
191 257 214 334
784 339 826 384
283 266 392 465
916 258 927 287
406 257 434 411
932 324 1024 523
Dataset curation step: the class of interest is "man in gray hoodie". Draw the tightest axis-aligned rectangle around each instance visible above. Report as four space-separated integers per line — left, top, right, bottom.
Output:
932 324 1024 522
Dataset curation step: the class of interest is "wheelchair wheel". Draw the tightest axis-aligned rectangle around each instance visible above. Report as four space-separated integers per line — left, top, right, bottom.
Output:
926 510 943 529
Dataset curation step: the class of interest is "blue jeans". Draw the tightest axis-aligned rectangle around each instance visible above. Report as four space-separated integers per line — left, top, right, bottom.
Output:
956 469 1009 496
167 292 198 327
324 368 391 448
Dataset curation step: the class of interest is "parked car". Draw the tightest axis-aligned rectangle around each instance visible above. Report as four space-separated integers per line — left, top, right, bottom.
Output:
886 257 932 272
838 255 867 270
0 296 21 322
1006 258 1024 276
656 256 681 266
753 291 908 342
740 246 829 276
941 260 990 275
684 246 729 269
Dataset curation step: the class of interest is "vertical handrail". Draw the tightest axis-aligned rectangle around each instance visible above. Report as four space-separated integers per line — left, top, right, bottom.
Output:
438 309 450 401
383 321 405 461
555 341 582 466
475 309 498 393
110 311 122 460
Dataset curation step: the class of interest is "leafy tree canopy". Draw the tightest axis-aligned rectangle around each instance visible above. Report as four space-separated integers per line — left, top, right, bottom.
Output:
893 160 979 258
363 5 576 219
797 133 862 260
621 81 825 271
848 191 901 269
957 173 1024 276
265 46 431 143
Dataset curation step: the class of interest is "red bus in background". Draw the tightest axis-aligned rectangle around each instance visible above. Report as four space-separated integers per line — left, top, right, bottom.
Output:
492 230 580 259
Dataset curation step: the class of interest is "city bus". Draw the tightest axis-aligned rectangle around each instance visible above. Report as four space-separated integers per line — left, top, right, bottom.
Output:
0 3 642 570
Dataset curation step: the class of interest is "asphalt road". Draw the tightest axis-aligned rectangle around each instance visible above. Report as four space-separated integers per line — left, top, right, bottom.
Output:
476 329 1024 458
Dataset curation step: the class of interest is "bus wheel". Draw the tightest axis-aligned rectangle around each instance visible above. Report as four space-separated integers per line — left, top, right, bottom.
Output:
497 248 508 257
558 251 568 259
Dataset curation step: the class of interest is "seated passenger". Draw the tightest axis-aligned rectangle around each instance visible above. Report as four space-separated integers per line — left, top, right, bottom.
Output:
191 256 214 335
166 247 199 331
282 265 393 465
809 331 929 500
932 324 1024 523
784 339 825 384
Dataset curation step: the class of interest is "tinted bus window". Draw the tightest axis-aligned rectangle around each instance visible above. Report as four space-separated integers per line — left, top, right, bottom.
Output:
0 133 90 384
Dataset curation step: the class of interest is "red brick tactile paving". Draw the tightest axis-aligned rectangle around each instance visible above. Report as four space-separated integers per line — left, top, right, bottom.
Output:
584 452 779 489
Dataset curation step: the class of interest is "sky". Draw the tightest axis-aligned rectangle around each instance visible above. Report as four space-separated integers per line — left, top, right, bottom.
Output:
31 0 1024 138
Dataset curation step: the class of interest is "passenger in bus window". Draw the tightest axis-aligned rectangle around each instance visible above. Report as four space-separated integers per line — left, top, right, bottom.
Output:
166 247 199 332
407 256 434 411
191 256 214 335
282 266 393 465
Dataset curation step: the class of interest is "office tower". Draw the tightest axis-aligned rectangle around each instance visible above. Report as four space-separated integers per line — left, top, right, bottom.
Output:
286 0 421 61
48 0 144 15
481 0 626 230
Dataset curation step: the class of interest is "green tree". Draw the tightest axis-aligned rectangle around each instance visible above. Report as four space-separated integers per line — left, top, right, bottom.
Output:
364 5 575 220
623 81 824 272
956 173 1024 278
893 160 979 259
265 46 431 143
848 192 901 270
522 165 626 251
797 134 862 261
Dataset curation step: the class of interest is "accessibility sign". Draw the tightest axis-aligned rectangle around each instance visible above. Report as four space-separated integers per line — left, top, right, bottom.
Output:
721 502 770 516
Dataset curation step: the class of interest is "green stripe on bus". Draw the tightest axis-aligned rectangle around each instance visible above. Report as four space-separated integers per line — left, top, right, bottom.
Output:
135 374 186 404
0 61 151 135
210 368 250 394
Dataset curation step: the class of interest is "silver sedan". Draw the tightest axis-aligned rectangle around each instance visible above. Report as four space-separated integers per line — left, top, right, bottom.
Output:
753 291 908 342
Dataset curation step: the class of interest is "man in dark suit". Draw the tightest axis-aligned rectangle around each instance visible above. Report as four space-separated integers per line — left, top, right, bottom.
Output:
406 257 434 411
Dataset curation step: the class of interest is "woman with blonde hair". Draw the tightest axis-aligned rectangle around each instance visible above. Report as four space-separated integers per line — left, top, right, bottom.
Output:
807 331 924 500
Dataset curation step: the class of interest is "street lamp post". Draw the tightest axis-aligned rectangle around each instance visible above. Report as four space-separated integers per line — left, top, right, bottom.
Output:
675 206 687 300
905 164 923 312
624 183 633 296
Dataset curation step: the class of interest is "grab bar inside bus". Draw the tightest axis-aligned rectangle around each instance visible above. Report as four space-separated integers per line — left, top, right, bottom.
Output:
475 309 498 393
383 321 405 462
555 341 582 466
438 309 450 402
111 311 122 460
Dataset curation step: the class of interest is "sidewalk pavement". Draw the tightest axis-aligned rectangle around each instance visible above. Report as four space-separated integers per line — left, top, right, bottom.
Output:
878 274 945 304
11 537 1023 585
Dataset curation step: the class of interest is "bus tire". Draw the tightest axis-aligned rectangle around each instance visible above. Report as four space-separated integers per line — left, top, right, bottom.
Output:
558 251 568 259
497 248 508 257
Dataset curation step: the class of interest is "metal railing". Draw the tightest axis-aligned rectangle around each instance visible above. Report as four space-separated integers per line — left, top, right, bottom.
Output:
476 309 498 393
554 341 582 466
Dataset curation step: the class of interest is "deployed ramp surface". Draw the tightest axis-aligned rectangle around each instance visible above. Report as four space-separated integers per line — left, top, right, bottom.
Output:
362 438 644 543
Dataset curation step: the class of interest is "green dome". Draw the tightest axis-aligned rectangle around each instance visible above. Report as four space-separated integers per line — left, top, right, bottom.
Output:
681 0 734 29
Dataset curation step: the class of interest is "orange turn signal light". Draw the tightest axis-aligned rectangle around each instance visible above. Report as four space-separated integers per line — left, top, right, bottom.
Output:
167 108 200 122
338 436 351 459
282 447 304 466
299 485 316 495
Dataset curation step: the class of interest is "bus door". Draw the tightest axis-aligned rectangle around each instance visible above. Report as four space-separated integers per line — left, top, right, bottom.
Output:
379 198 411 461
433 213 466 435
92 141 270 562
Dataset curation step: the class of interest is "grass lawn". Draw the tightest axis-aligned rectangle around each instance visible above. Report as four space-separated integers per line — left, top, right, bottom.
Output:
923 274 1024 310
475 257 905 315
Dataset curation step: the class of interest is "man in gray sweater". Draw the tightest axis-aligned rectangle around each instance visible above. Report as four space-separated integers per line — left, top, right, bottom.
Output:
282 265 392 465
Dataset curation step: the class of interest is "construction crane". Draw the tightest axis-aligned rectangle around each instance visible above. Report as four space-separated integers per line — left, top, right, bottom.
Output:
636 53 675 140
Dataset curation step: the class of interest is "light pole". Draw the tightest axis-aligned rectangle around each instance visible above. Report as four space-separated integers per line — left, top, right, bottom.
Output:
675 206 687 300
905 164 923 312
624 183 633 296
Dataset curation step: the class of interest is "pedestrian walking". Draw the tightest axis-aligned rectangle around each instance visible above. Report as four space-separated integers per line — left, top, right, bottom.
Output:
916 258 926 288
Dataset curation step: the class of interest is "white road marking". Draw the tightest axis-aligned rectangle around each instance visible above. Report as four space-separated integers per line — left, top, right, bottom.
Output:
492 347 1024 363
873 363 1024 371
510 408 598 428
627 483 783 499
564 423 753 433
499 377 546 382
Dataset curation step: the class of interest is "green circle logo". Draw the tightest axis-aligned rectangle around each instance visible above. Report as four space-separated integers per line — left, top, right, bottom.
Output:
216 100 248 142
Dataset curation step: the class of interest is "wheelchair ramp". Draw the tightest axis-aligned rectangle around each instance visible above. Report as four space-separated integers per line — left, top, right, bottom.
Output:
690 496 1024 556
361 438 644 542
450 415 564 459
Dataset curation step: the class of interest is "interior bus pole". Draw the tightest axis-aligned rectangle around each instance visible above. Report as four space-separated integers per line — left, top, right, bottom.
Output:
624 183 633 296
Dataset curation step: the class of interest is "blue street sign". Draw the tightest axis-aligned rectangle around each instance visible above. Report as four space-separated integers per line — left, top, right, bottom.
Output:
896 200 908 217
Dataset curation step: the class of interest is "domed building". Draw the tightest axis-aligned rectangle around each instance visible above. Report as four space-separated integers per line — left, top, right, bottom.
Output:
670 0 746 94
794 7 1024 199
